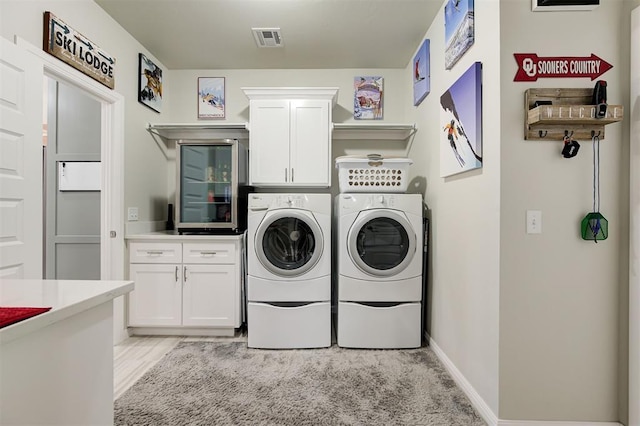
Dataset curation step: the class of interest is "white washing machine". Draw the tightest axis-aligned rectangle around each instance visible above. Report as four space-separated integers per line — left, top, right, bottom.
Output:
336 193 423 349
247 193 331 349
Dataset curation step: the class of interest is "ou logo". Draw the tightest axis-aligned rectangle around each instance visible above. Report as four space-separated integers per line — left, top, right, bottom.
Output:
522 57 537 77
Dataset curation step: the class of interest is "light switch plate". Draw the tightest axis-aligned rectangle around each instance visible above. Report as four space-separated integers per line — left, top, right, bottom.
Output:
526 210 542 234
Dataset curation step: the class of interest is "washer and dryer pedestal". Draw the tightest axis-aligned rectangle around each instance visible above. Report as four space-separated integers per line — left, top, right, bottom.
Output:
335 193 423 349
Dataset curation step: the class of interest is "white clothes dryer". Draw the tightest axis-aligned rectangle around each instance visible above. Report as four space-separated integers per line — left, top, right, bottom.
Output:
335 193 423 349
247 193 331 349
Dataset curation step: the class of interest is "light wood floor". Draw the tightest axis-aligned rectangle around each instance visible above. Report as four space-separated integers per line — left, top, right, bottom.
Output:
113 333 247 400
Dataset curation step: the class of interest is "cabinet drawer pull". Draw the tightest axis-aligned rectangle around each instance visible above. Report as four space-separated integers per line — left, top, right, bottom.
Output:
146 250 164 256
291 168 294 182
200 251 217 256
285 168 288 182
184 266 188 282
175 266 179 282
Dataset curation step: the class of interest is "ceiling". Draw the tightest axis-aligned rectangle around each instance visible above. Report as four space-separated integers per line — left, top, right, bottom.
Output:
94 0 443 70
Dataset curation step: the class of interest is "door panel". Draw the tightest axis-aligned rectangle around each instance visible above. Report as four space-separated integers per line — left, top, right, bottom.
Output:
55 242 100 280
0 37 43 278
249 100 290 185
183 264 235 326
289 100 329 185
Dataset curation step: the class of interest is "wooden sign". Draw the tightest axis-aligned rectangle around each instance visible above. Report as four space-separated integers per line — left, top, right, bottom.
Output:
43 12 115 89
514 53 612 82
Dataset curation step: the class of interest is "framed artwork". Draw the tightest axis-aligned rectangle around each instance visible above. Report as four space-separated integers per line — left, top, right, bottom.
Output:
413 39 431 106
440 61 482 178
198 77 225 119
444 0 475 70
138 53 162 113
354 76 383 120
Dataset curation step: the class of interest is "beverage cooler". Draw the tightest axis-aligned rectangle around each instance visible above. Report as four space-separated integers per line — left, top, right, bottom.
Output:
175 139 248 233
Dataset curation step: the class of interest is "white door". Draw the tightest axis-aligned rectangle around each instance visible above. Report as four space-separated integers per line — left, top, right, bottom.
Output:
249 99 290 185
0 38 43 279
289 99 330 186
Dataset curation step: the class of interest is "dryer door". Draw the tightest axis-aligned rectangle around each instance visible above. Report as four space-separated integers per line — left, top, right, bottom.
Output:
347 209 416 277
255 210 323 277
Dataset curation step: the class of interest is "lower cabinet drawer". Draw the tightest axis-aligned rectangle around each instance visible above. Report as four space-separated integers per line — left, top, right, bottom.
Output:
183 242 235 264
129 242 182 264
247 302 331 349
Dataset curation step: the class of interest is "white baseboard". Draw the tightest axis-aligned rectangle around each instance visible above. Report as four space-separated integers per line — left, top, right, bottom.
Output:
424 333 623 426
499 421 622 426
425 332 499 426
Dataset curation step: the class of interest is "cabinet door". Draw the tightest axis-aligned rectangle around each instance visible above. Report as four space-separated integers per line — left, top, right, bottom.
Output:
182 264 237 327
290 100 330 186
128 264 182 326
249 100 290 186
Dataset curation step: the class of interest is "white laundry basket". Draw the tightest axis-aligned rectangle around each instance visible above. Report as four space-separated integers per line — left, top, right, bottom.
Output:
335 154 413 193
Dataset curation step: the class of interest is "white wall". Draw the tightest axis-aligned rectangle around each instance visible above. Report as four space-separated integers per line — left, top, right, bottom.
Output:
499 0 629 422
403 0 502 416
0 0 171 226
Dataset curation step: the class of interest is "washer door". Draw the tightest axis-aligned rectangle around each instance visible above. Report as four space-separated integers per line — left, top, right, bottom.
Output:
255 210 323 277
347 209 416 277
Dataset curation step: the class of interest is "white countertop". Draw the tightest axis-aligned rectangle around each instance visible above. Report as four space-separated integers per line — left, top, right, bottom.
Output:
0 279 134 345
126 230 245 241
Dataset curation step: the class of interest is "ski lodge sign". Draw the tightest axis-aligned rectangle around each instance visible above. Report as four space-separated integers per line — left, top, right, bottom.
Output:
43 12 115 89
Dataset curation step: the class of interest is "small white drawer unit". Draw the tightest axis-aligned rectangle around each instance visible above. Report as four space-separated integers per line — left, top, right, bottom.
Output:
127 235 243 336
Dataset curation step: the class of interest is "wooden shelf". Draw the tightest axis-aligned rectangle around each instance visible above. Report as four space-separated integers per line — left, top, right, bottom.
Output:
525 88 623 140
146 123 249 141
332 123 417 141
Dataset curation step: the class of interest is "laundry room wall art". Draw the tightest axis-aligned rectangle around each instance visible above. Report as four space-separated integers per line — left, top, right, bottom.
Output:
440 61 483 178
413 39 430 106
138 53 162 113
444 0 475 70
354 76 383 120
198 77 225 119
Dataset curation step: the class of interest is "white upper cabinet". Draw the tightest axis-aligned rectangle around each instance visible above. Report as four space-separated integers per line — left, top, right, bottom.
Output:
243 87 338 187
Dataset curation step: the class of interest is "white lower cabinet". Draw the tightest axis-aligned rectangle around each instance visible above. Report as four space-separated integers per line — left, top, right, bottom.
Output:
127 237 242 335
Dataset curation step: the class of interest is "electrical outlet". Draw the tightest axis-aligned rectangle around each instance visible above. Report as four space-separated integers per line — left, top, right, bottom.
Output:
128 207 139 221
526 210 542 234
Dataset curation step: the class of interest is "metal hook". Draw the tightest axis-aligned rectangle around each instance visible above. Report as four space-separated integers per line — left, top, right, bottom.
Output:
538 130 548 138
564 130 574 138
591 130 601 138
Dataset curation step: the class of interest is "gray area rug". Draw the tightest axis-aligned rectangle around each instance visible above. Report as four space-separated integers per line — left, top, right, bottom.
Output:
114 341 486 426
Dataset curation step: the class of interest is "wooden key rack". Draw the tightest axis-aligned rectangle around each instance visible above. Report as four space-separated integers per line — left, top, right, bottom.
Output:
524 88 623 140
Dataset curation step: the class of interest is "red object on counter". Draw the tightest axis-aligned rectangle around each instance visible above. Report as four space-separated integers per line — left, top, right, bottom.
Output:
0 307 52 328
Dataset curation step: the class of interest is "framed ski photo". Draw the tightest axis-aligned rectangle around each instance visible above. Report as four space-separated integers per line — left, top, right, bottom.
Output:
198 77 225 119
138 53 162 113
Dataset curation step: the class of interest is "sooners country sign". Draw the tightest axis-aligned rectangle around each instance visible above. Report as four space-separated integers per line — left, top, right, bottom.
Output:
514 53 612 82
43 12 115 89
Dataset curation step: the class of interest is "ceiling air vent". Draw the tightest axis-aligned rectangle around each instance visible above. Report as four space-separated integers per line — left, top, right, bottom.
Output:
252 28 283 48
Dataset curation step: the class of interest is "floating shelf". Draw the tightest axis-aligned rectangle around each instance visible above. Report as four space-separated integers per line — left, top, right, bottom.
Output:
332 123 417 141
524 88 623 140
147 123 249 141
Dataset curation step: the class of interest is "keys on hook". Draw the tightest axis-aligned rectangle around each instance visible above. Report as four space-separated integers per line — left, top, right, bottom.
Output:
561 133 580 158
